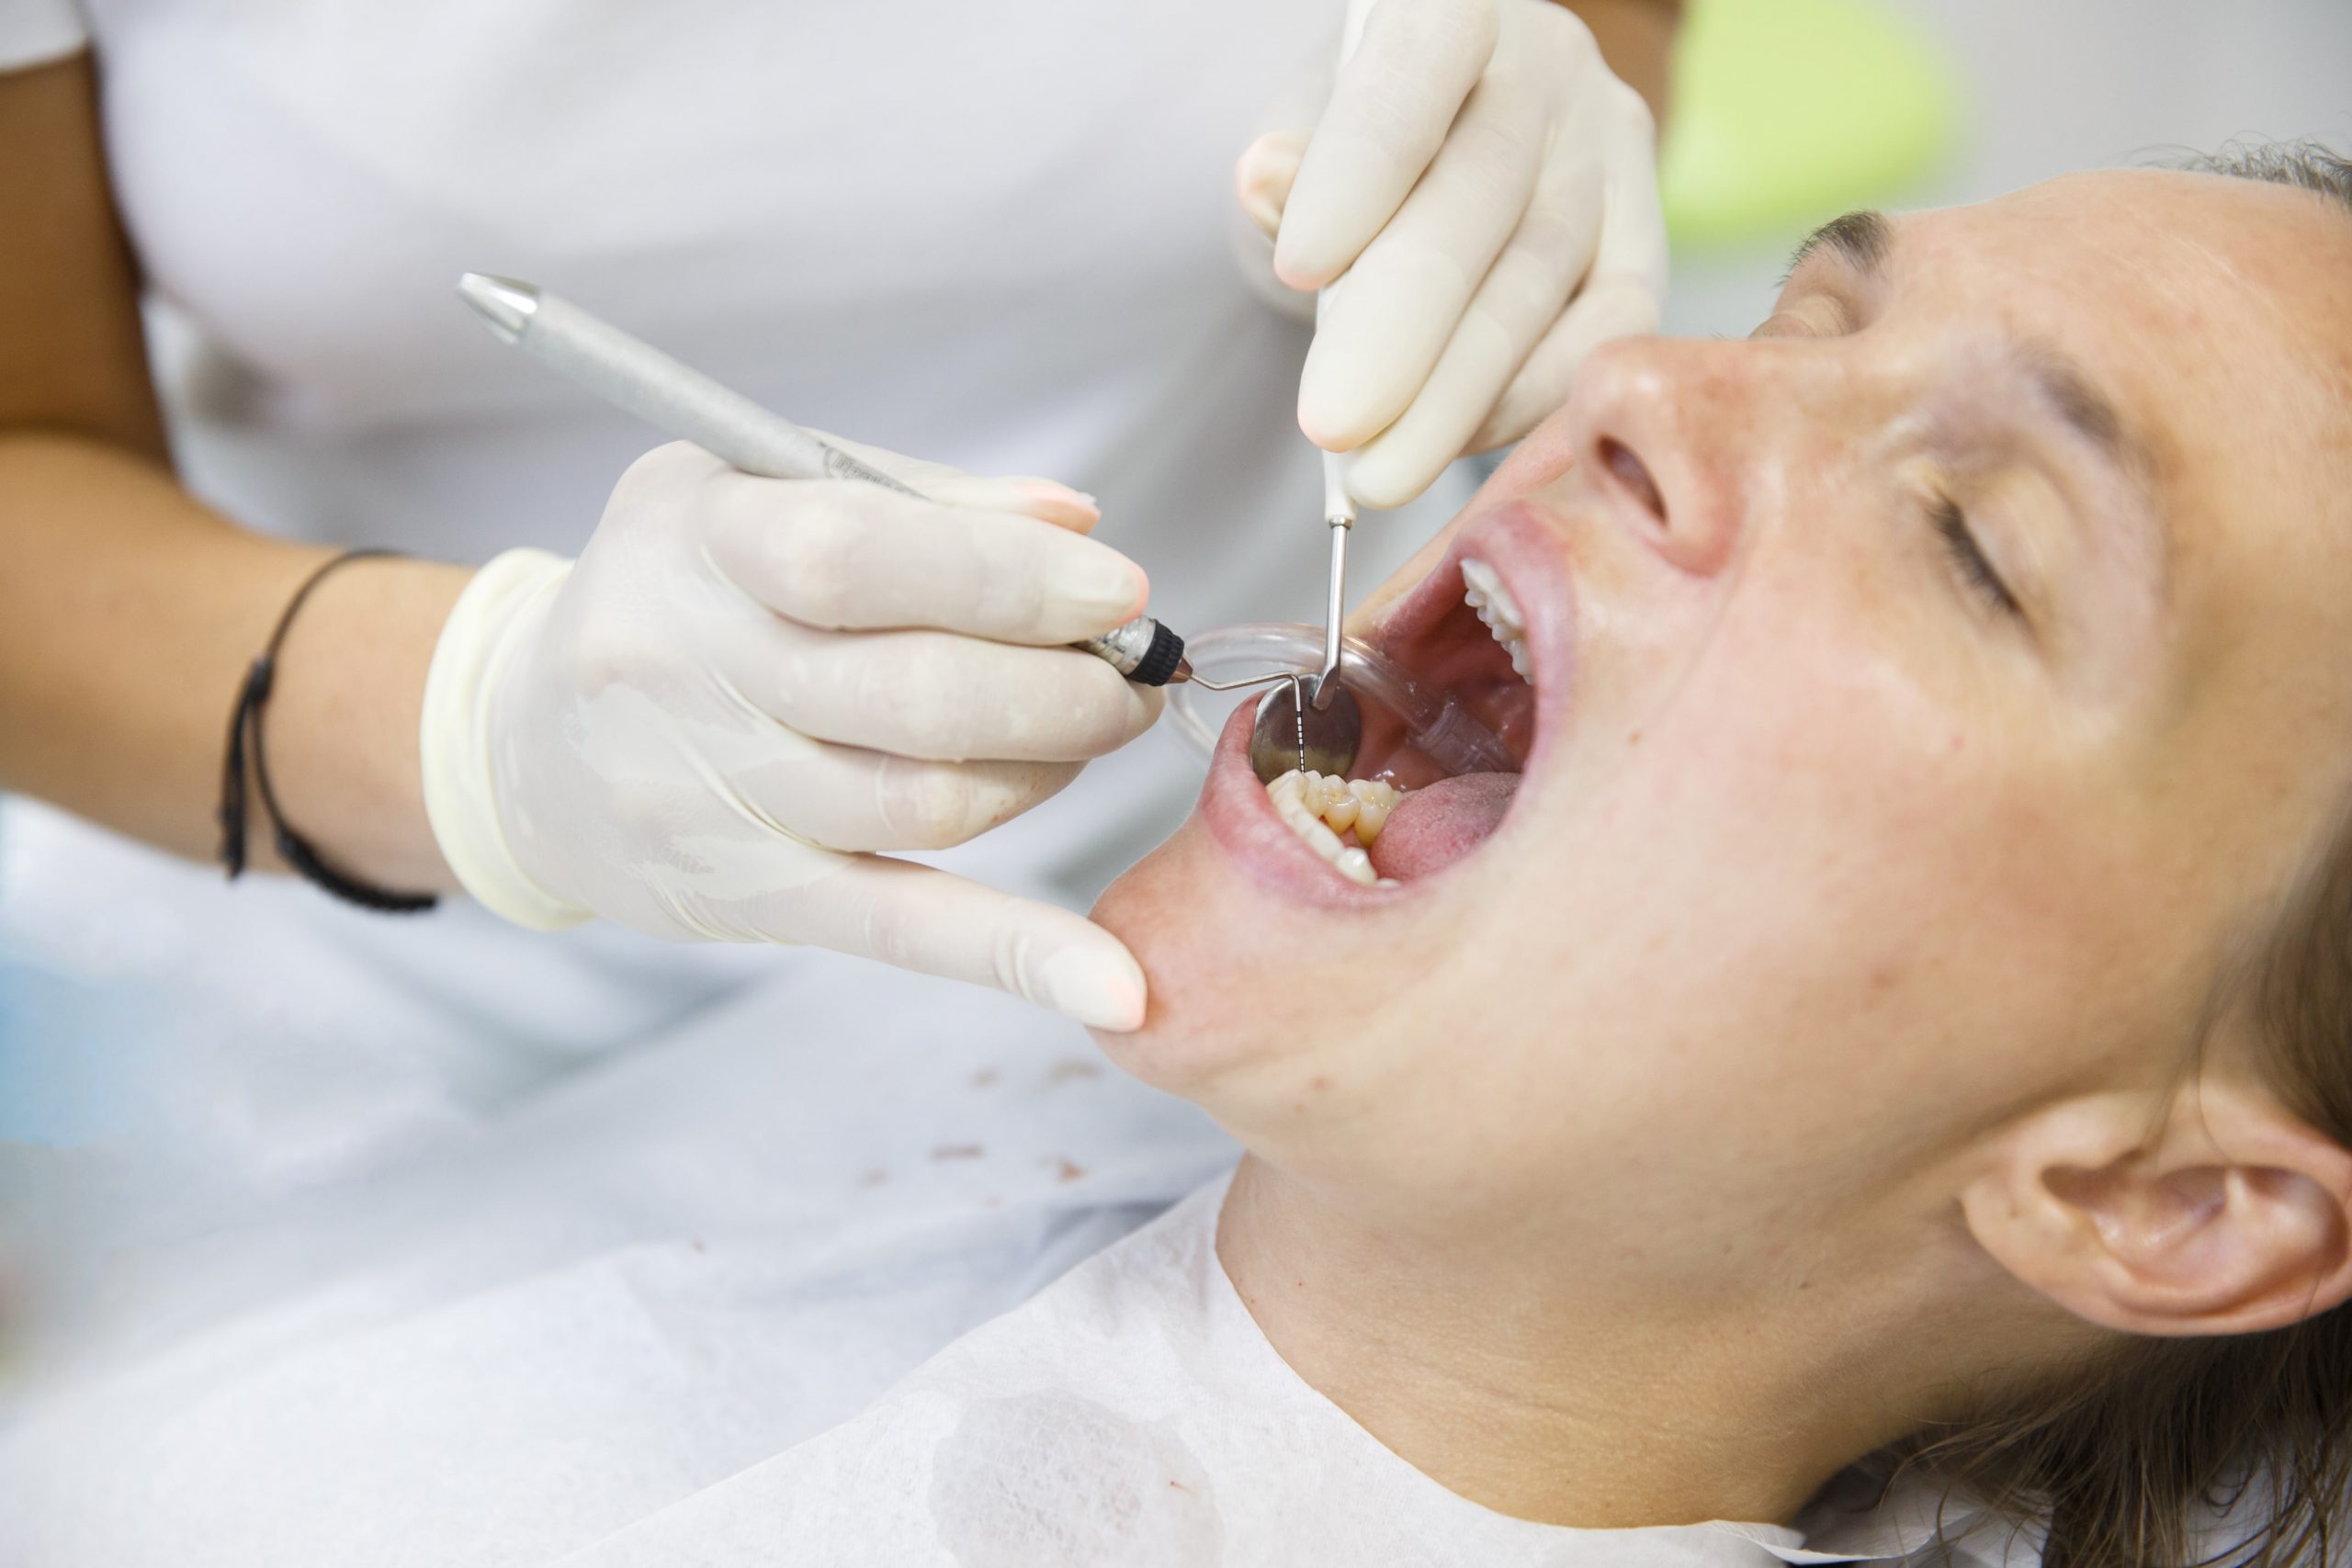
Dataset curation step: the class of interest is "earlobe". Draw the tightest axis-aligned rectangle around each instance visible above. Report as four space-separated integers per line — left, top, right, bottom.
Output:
1962 1081 2352 1338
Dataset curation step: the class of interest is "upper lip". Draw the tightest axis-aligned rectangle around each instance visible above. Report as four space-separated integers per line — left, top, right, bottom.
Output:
1195 500 1577 906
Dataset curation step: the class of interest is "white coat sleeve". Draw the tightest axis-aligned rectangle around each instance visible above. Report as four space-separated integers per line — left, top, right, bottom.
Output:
0 0 85 71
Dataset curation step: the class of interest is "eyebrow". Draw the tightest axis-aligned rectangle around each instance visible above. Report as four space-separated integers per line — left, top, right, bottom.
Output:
2007 339 2150 484
1784 209 1894 282
1786 212 2147 479
2007 336 2170 594
1786 209 2167 591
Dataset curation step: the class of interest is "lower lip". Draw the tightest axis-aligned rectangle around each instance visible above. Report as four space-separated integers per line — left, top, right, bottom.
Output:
1198 701 1406 909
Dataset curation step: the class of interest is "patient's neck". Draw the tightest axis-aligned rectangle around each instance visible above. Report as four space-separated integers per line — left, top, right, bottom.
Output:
1214 1154 1954 1530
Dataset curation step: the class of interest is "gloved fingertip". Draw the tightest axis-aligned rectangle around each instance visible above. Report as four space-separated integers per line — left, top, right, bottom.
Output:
1466 400 1541 457
1295 384 1372 454
1038 945 1148 1032
1123 686 1168 743
1272 168 1378 290
1342 449 1437 513
944 474 1100 529
1272 249 1338 294
1054 554 1148 627
1016 480 1101 531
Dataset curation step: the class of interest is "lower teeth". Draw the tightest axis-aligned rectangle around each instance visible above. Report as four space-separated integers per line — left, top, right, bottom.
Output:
1265 770 1405 886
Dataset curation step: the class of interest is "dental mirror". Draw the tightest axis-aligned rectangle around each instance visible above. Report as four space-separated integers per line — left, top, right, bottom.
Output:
1171 623 1515 785
1249 675 1363 784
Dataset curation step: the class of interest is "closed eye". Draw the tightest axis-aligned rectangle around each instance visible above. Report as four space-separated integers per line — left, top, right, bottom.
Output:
1929 494 2021 619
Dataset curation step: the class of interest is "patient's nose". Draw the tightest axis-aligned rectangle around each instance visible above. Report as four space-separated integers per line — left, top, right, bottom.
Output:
1566 338 1752 578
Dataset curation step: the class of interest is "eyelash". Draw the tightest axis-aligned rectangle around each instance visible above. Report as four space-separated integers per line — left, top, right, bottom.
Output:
1929 494 2021 619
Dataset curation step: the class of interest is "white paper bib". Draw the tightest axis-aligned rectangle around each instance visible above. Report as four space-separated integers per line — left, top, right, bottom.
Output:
557 1172 2035 1567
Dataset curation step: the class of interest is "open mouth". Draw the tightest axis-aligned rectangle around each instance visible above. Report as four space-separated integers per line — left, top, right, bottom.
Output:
1203 503 1569 904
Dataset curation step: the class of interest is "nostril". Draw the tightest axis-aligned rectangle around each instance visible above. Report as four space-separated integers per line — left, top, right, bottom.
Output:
1599 436 1667 526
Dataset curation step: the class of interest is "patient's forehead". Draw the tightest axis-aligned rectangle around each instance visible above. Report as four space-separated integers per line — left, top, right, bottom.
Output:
1894 170 2352 449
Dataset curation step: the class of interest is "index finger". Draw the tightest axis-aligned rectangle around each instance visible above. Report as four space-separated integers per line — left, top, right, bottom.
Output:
800 425 1103 534
1273 0 1499 290
704 476 1149 644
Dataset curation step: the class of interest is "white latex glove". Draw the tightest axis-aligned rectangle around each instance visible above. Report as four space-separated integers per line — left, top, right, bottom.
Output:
420 438 1163 1031
1236 0 1668 508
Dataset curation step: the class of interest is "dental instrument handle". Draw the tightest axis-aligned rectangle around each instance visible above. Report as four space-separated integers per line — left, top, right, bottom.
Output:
454 273 1191 687
1316 488 1351 709
1309 0 1377 714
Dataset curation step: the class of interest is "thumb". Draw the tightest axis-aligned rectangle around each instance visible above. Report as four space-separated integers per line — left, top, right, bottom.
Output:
800 425 1102 535
1231 48 1334 317
1237 130 1308 240
779 856 1150 1031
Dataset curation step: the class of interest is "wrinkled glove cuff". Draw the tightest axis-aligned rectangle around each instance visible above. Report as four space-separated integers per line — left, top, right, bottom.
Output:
419 547 594 931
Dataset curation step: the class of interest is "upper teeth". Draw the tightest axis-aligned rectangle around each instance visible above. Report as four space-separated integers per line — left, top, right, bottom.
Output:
1265 769 1404 886
1461 558 1532 682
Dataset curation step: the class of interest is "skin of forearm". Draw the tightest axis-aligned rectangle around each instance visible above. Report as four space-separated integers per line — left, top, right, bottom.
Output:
1554 0 1680 125
4 52 462 894
0 432 466 891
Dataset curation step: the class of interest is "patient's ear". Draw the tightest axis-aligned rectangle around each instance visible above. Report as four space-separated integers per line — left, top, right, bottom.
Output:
1961 1077 2352 1337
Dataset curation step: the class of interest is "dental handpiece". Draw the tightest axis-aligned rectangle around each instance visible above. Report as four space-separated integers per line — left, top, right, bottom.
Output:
454 274 1192 686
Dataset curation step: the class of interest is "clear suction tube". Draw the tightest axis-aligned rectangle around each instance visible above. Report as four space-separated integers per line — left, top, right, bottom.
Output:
1168 622 1516 777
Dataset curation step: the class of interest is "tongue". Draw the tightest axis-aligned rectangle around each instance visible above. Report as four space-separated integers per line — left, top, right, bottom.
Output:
1366 772 1521 882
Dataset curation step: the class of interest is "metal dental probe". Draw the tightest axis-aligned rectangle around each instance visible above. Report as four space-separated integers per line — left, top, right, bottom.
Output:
1250 0 1376 784
454 273 1192 687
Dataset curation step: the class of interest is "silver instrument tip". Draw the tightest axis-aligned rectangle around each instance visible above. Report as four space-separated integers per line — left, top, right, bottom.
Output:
456 272 539 344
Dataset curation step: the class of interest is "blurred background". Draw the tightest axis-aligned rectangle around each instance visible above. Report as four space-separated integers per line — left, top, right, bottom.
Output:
2 0 2347 1362
1658 0 2352 338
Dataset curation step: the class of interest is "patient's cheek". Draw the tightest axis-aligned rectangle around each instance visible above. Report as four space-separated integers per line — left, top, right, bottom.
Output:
1089 862 1153 945
1087 834 1241 1081
1090 843 1186 984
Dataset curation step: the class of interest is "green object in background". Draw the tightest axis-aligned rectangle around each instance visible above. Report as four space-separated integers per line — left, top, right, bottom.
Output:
1657 0 1961 251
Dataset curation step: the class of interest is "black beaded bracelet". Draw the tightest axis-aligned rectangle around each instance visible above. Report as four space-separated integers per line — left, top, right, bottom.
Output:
217 548 440 914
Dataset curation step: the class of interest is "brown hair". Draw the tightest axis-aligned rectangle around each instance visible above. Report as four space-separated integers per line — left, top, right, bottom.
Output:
1872 142 2352 1568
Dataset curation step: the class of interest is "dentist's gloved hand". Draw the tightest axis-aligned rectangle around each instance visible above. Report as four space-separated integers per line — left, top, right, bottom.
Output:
419 438 1162 1031
1236 0 1668 508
